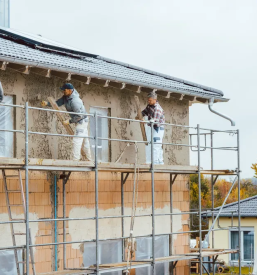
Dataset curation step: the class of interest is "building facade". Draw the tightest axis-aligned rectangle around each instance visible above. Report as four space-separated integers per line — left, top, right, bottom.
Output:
0 27 228 274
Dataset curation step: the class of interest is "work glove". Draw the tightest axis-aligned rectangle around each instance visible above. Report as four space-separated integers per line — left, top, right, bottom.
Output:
41 101 48 107
62 119 70 126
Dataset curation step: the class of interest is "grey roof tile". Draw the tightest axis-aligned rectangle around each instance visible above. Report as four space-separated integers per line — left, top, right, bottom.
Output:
0 27 226 99
206 195 257 217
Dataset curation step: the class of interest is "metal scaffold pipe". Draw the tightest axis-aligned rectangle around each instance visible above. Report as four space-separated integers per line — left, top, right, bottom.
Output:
25 102 30 275
63 174 66 270
151 120 155 275
197 124 203 275
121 173 125 261
95 113 99 274
211 130 215 275
237 130 242 275
0 98 242 275
204 176 238 244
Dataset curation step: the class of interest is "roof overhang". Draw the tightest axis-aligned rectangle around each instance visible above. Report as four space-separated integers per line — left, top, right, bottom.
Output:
0 57 228 104
0 26 229 103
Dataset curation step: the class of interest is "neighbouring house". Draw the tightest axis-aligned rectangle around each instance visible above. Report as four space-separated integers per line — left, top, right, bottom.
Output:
207 195 257 267
0 26 230 275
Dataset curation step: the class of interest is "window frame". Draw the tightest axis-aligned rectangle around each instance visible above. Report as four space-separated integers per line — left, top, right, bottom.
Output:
135 235 169 275
83 239 122 275
0 94 15 158
89 106 110 162
229 227 255 265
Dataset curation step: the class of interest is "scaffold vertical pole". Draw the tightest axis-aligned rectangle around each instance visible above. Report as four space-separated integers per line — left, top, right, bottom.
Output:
61 171 70 270
121 172 125 261
211 130 215 275
95 113 99 274
169 174 173 275
63 175 66 270
25 102 30 275
197 124 203 275
237 129 241 275
150 121 155 275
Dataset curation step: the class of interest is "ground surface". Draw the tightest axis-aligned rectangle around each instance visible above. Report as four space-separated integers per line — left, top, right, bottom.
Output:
191 267 253 274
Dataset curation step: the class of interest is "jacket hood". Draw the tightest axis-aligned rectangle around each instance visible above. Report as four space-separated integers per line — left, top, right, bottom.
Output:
67 89 79 100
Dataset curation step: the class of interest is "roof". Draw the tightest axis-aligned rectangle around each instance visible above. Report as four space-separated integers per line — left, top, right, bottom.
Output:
0 27 228 102
206 195 257 218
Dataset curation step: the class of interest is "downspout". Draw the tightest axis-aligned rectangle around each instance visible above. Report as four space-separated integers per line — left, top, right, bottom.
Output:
54 174 58 271
208 98 235 126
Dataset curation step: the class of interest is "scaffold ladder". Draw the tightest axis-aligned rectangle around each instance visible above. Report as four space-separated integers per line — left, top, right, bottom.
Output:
2 169 36 275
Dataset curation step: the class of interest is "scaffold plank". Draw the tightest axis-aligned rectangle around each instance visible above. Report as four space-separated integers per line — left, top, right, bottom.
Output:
134 95 147 143
0 157 236 174
201 249 238 257
0 157 93 167
201 170 236 175
38 270 93 275
0 157 196 170
27 249 239 275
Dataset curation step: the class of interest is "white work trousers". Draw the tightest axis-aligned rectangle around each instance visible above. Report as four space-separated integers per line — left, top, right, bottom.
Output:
73 121 92 161
145 126 164 164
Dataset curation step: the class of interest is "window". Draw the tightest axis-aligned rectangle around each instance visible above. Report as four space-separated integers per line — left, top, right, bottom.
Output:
89 107 109 162
243 231 254 261
231 231 239 260
136 235 169 275
83 240 122 275
0 95 14 157
0 249 23 274
230 228 254 263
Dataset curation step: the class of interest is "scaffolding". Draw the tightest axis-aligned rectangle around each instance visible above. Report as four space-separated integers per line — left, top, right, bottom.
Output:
0 101 241 275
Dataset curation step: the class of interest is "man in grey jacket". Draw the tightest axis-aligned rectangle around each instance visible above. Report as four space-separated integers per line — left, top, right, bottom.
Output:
41 83 92 161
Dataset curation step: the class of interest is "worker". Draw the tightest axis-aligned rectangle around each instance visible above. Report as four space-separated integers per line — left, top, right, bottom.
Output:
141 91 165 164
41 83 92 162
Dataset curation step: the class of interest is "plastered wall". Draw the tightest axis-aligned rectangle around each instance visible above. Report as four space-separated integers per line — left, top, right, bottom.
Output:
0 68 189 165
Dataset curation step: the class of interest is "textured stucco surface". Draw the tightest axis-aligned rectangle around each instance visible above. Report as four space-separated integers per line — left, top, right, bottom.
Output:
0 68 189 165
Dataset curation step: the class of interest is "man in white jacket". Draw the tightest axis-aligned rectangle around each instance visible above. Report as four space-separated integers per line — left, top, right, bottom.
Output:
41 83 92 161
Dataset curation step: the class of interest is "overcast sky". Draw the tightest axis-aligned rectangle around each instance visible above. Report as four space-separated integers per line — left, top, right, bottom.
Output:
9 0 257 178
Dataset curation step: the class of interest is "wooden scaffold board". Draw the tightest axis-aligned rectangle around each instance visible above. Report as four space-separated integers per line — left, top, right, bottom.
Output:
134 95 147 144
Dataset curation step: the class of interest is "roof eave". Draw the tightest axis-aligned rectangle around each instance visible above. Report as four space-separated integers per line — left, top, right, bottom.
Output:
0 56 227 102
0 27 225 97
